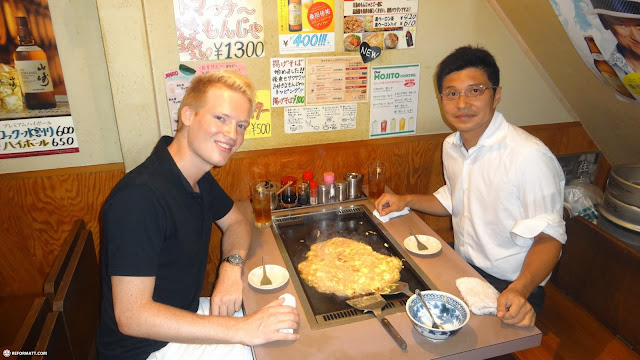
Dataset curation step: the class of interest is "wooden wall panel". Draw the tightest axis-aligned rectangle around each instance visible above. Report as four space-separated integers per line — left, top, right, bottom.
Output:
0 164 125 296
0 122 602 297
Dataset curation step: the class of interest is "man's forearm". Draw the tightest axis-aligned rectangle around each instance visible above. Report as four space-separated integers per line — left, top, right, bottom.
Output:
406 194 451 216
509 232 562 296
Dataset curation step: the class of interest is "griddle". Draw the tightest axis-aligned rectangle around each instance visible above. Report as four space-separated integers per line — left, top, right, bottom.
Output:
270 204 434 330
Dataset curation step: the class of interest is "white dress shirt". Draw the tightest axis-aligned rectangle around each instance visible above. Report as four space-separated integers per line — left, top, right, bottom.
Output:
433 112 566 286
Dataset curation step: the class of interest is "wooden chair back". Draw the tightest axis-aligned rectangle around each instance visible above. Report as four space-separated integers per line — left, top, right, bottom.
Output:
9 297 50 360
44 219 86 303
31 311 73 360
53 228 100 360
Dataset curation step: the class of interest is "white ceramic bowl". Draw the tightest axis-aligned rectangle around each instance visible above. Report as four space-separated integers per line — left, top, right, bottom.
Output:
406 290 470 341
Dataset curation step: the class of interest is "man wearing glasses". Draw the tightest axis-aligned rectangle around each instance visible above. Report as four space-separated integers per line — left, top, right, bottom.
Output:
375 46 566 328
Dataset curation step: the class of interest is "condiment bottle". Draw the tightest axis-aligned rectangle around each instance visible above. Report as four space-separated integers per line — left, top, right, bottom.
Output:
297 182 309 206
335 180 348 202
280 176 298 208
309 181 318 205
317 182 330 204
302 171 313 185
323 172 335 202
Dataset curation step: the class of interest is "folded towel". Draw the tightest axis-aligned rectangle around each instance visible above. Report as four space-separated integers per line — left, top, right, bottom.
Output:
455 277 500 316
372 207 411 223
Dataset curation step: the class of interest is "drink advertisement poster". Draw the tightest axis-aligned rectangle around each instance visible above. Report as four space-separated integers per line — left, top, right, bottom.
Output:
271 58 306 107
276 0 336 54
550 0 640 103
164 62 247 134
0 1 77 159
174 0 265 61
306 56 368 105
343 0 418 54
284 103 356 133
369 63 420 138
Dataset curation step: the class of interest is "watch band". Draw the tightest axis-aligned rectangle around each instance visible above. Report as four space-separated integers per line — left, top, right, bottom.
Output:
222 254 244 267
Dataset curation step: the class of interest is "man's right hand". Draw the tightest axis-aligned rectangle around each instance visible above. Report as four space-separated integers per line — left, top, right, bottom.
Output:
237 297 300 345
375 193 408 216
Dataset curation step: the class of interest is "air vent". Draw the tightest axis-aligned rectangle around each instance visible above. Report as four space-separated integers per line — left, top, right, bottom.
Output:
338 207 363 216
273 216 303 225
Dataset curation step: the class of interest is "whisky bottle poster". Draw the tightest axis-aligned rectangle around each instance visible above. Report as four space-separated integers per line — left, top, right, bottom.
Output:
174 0 265 61
0 0 78 159
550 0 640 103
276 0 336 54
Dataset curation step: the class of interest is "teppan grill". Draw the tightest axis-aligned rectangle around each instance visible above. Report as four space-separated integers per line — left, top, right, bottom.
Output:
270 204 436 330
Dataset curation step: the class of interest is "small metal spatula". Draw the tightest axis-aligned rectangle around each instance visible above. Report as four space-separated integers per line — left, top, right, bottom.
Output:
347 293 407 350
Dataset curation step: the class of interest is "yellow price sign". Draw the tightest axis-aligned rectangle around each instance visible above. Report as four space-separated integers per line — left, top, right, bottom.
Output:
246 90 271 139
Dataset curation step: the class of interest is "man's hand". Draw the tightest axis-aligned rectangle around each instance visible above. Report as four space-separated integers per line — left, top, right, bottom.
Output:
210 263 243 316
236 297 300 345
496 286 536 327
375 193 408 216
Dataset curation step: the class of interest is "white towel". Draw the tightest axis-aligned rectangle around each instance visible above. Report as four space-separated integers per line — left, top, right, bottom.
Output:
372 207 411 223
455 277 500 316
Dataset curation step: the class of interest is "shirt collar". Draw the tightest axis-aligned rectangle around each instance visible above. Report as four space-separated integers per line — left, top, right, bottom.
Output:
450 111 508 151
151 136 199 195
608 44 636 74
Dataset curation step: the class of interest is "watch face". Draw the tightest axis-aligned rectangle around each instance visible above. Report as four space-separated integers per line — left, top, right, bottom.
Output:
225 254 243 266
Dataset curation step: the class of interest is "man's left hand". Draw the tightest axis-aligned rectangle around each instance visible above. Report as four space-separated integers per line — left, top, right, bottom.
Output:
210 263 243 316
496 287 536 327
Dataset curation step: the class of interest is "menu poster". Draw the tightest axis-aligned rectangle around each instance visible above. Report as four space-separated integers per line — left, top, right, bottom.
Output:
246 90 272 139
270 58 306 107
284 104 356 133
369 63 420 138
174 0 265 61
277 0 336 54
164 62 247 134
0 116 79 159
343 0 418 54
306 56 368 105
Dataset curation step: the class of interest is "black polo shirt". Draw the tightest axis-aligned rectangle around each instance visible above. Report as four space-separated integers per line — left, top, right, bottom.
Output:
97 136 234 360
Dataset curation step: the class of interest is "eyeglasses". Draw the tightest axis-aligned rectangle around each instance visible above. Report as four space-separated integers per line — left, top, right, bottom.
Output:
440 85 497 101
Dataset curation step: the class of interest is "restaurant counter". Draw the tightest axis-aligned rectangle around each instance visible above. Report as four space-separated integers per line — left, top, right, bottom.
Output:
239 193 541 359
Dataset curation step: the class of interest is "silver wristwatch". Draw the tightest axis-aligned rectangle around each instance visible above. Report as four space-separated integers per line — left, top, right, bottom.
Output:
222 254 244 267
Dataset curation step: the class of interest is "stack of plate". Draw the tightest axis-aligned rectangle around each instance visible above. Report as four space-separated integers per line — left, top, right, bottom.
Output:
599 164 640 250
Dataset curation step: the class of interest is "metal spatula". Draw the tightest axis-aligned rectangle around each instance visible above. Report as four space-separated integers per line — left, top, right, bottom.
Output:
408 225 428 251
260 256 272 287
347 293 407 350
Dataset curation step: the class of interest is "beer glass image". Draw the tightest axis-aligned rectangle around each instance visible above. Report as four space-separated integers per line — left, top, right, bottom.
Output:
368 161 387 201
250 180 273 228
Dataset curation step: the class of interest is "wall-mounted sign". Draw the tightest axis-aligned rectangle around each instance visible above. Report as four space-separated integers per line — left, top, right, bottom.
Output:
343 0 418 54
284 103 356 133
271 58 306 107
550 0 640 103
369 63 420 138
174 0 265 61
0 116 79 159
246 90 272 138
306 56 368 105
277 0 336 54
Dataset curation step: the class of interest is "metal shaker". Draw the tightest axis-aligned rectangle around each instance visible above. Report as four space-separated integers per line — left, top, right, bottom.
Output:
335 180 348 202
344 173 363 199
318 182 330 204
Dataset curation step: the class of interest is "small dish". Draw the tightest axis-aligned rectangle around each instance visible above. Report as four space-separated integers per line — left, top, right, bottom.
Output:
248 264 289 290
404 235 442 255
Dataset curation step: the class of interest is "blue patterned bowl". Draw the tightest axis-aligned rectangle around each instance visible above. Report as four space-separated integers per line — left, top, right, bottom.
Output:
406 290 470 341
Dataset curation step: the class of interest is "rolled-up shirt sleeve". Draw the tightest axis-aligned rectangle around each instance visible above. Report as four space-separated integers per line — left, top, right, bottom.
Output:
433 184 453 214
509 149 567 247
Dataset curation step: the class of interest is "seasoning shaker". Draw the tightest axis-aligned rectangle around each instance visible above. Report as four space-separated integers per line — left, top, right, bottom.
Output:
297 182 309 206
309 181 318 205
318 182 330 204
323 172 335 202
335 180 348 202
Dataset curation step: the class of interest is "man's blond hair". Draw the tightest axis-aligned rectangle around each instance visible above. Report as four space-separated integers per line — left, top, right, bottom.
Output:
177 70 256 131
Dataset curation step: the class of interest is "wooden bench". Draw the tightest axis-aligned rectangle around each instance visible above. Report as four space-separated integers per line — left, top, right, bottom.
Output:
46 227 100 360
32 311 73 360
43 219 86 304
5 297 50 360
515 216 640 359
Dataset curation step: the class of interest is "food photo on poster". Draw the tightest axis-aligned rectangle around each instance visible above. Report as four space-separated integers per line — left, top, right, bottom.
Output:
0 0 78 159
343 0 418 56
